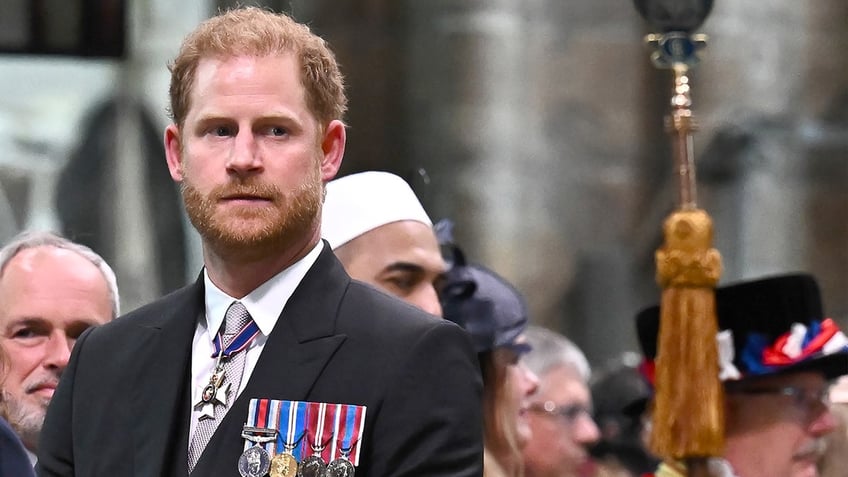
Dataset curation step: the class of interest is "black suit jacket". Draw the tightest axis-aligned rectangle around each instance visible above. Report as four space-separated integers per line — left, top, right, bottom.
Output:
37 245 483 476
1 417 34 477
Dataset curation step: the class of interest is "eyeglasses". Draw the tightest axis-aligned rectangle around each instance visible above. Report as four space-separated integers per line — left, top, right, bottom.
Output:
730 385 831 414
528 400 593 424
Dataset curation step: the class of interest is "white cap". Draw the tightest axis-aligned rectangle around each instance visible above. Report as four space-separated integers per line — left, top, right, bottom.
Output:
321 171 433 250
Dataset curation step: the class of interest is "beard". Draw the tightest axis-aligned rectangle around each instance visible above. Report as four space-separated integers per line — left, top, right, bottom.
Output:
1 387 46 451
181 167 323 261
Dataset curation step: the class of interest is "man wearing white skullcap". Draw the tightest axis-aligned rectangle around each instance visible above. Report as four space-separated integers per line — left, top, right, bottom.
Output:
322 171 446 316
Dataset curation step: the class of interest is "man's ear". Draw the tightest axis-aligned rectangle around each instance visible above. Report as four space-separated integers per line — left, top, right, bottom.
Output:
164 124 184 182
319 120 346 182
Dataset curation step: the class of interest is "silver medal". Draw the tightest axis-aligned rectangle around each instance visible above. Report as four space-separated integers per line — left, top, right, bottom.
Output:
296 454 326 477
238 446 271 477
325 457 355 477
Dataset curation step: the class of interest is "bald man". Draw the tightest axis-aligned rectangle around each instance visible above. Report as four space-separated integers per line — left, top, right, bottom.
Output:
0 231 118 461
322 171 446 316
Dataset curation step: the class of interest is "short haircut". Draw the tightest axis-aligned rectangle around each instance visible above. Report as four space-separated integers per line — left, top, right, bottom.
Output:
522 325 591 382
0 231 120 318
168 6 347 129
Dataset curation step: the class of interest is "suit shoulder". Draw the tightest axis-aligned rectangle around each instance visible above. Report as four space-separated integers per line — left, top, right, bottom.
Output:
90 282 201 335
339 281 468 338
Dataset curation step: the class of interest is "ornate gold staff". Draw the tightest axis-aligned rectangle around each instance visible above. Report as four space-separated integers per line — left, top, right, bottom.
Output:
632 2 723 476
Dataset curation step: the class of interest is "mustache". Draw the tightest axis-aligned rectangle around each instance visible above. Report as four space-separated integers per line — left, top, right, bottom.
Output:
24 375 60 395
209 180 282 201
794 437 827 460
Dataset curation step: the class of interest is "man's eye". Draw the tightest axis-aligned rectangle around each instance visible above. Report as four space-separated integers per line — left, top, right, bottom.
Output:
212 126 232 136
268 126 287 136
386 276 417 293
11 328 39 339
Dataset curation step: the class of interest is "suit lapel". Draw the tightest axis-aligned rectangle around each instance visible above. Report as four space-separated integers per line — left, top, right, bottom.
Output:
131 278 204 477
191 245 350 475
246 244 351 398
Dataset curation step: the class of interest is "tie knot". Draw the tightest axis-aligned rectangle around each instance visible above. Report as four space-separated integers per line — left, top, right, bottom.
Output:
223 301 252 337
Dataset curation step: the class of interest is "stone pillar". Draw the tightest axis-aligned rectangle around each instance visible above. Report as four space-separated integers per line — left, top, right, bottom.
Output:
404 0 650 364
802 0 848 320
695 3 810 277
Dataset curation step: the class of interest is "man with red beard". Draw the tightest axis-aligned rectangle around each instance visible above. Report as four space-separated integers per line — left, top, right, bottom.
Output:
0 231 117 467
636 274 848 477
38 7 482 477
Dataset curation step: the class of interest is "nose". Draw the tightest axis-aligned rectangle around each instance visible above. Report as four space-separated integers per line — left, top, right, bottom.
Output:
520 363 539 397
226 130 262 175
414 285 443 317
809 405 838 436
43 332 73 371
575 411 601 445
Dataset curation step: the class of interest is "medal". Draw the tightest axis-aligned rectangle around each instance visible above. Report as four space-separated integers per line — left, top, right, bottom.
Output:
270 452 298 477
325 456 355 477
238 445 271 477
239 400 365 477
195 316 261 421
297 402 334 477
270 429 305 477
328 403 366 471
239 426 277 477
201 367 225 403
297 454 326 477
269 400 307 477
194 355 228 420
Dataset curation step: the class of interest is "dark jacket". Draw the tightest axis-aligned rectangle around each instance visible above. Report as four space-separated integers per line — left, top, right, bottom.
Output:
0 417 34 477
37 244 484 476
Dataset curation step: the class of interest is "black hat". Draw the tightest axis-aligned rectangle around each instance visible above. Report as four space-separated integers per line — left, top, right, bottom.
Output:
636 273 848 383
590 355 659 474
439 235 530 355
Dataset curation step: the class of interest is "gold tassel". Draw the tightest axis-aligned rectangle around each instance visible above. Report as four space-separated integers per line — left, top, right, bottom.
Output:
651 208 724 460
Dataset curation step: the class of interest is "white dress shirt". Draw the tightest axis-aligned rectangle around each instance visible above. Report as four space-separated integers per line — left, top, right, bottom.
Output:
188 241 323 441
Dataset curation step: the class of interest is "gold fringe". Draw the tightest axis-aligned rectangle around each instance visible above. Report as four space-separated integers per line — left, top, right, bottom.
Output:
651 209 724 460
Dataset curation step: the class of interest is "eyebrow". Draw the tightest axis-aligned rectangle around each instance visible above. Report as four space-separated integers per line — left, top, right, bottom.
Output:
4 317 49 327
4 316 101 331
194 112 301 124
382 262 426 275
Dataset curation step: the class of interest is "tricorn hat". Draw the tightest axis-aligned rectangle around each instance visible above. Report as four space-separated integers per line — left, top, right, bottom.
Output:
637 273 848 383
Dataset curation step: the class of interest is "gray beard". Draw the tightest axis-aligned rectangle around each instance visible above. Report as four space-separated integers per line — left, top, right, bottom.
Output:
1 389 44 452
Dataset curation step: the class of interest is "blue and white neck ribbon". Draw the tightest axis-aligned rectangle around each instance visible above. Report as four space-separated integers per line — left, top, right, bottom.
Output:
212 320 261 359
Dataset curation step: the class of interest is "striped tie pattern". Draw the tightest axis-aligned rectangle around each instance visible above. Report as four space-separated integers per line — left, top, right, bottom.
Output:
187 301 252 472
